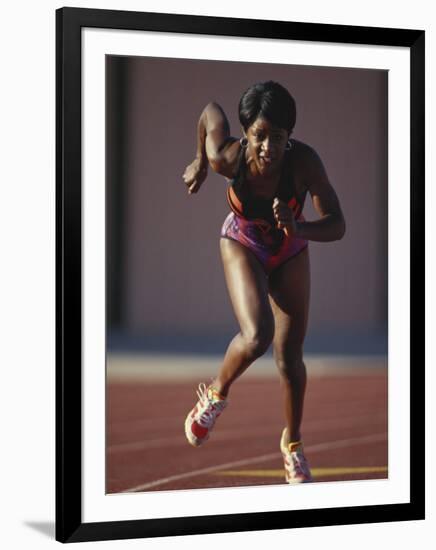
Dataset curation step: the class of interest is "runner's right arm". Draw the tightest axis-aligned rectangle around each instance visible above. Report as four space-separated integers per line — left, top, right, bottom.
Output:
183 103 241 194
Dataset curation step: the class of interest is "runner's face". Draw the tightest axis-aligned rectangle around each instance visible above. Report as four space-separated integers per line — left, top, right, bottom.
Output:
245 117 289 175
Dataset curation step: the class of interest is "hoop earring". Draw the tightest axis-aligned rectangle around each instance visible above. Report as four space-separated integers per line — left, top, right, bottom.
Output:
240 137 248 148
285 139 293 151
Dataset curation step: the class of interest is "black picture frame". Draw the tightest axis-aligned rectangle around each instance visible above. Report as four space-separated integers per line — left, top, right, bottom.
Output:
56 7 425 543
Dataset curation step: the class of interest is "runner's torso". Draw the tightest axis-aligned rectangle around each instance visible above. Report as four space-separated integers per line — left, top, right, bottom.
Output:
226 140 307 227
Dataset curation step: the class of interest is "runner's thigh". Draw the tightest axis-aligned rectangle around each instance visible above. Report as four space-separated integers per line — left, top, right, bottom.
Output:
220 238 274 337
268 247 310 351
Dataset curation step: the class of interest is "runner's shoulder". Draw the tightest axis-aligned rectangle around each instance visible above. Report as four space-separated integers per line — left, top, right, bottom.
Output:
290 139 325 176
290 139 321 163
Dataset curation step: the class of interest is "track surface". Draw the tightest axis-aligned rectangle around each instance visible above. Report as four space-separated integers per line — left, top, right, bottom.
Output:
107 364 387 494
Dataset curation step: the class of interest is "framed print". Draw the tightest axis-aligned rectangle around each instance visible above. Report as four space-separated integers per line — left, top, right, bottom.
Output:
56 7 425 543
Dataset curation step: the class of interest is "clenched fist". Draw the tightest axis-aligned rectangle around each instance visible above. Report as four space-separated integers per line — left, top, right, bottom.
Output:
182 158 208 194
272 197 297 237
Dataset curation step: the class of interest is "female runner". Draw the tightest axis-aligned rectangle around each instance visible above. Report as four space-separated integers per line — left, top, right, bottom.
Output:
182 81 345 483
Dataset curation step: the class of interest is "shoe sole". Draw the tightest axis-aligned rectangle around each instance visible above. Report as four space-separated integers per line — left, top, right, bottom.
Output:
184 392 228 448
184 411 209 448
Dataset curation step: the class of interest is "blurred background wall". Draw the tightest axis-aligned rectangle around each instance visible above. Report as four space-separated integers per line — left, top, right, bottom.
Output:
106 55 388 355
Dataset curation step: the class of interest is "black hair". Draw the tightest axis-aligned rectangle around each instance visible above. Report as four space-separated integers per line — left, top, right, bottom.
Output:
238 81 296 133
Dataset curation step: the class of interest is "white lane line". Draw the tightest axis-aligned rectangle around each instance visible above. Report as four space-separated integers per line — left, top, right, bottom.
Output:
108 413 387 454
121 432 387 493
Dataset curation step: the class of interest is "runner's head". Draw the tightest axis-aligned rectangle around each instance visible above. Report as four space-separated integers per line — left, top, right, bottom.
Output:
238 81 296 175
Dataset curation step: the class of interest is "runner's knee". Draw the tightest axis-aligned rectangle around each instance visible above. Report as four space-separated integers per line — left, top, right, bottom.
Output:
274 346 305 381
241 322 274 360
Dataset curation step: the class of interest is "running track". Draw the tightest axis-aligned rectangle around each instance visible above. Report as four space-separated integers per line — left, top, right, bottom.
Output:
106 354 387 493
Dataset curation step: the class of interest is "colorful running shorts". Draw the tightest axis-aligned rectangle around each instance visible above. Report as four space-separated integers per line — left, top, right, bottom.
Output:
220 212 308 275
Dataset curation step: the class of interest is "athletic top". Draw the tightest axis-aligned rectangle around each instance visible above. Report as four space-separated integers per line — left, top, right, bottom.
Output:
226 141 306 226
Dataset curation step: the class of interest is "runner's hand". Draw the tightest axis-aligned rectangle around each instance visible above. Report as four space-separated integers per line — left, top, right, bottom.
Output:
182 158 208 194
273 197 296 237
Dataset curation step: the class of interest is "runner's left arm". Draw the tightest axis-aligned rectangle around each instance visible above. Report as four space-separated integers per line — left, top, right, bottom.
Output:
294 146 346 242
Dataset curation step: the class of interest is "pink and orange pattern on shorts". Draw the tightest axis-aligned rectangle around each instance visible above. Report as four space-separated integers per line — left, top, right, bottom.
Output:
220 211 308 275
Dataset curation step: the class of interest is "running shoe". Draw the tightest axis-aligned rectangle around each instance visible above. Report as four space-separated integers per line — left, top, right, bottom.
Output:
280 427 313 483
185 383 228 447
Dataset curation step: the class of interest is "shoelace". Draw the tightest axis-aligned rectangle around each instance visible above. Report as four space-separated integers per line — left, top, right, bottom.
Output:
195 383 226 428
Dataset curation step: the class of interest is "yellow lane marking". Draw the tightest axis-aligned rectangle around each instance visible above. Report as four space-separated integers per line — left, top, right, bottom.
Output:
215 466 388 478
123 433 387 492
